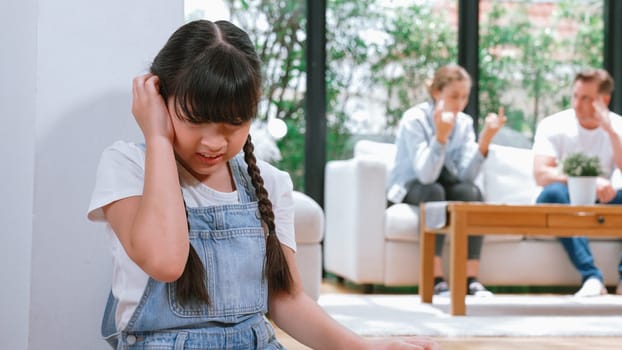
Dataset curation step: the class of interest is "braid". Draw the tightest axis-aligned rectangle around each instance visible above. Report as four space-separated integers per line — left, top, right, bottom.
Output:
243 135 293 295
175 201 210 305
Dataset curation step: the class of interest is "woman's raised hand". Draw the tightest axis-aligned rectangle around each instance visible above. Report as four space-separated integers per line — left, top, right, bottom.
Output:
131 73 175 143
433 100 455 144
477 106 506 156
481 106 506 137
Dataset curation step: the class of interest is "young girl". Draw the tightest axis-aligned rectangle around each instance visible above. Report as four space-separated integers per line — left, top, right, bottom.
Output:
88 20 438 350
387 64 506 298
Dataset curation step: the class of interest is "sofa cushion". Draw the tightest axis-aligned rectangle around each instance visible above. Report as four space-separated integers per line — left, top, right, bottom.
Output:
354 139 396 175
354 140 543 205
384 203 420 242
482 144 541 204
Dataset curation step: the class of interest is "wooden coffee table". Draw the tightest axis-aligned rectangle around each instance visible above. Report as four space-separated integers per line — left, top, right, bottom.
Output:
419 202 622 316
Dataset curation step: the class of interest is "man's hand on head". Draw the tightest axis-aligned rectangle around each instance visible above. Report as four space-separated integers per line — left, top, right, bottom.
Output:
593 98 613 132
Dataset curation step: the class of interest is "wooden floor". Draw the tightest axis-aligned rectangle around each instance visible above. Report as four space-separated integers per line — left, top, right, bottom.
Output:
273 280 622 350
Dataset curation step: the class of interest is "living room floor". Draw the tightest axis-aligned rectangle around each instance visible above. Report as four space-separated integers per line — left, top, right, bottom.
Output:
274 279 622 350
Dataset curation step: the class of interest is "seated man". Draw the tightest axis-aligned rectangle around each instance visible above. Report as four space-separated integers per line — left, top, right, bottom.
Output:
533 68 622 297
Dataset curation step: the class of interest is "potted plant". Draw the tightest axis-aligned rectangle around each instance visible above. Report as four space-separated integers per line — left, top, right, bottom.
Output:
562 152 603 205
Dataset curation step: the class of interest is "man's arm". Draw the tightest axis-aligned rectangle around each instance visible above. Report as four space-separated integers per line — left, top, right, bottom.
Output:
593 99 622 171
533 154 567 187
606 128 622 171
600 119 622 203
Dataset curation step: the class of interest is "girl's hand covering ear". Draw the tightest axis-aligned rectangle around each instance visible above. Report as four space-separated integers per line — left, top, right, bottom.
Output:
131 74 175 143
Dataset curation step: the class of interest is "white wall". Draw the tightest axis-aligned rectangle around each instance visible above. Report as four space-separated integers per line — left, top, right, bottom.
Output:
1 1 182 349
0 1 37 349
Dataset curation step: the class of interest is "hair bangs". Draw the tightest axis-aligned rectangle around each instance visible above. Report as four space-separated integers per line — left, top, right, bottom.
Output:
174 47 261 124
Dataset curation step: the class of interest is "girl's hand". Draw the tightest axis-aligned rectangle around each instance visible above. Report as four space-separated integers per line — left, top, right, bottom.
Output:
433 100 455 144
481 106 506 138
131 73 175 143
364 336 440 350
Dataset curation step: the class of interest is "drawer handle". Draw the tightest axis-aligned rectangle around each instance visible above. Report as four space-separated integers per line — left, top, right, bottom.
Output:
597 216 605 224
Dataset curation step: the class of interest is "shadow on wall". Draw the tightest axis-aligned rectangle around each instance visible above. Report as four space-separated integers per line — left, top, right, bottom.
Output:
30 90 140 350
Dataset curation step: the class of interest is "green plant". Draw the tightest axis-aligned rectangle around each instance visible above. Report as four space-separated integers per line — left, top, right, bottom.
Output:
562 153 602 177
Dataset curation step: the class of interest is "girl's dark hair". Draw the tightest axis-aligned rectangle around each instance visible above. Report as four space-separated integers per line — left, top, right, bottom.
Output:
150 20 292 304
152 20 261 124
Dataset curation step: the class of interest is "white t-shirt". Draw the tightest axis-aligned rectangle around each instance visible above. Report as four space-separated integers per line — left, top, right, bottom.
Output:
87 140 296 330
533 108 622 178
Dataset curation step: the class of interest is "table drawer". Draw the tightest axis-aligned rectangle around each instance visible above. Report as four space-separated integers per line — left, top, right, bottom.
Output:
466 212 546 227
547 213 622 228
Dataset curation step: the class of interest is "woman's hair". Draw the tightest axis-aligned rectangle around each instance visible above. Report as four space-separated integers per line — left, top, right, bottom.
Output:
427 64 472 99
150 20 292 305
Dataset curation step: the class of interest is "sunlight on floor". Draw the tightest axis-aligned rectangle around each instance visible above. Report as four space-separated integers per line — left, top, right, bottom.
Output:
273 279 622 350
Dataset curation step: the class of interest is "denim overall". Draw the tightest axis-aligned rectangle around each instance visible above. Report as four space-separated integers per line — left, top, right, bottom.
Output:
101 154 285 349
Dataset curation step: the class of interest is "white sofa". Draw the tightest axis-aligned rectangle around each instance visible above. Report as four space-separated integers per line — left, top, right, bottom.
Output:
292 191 324 300
324 140 622 289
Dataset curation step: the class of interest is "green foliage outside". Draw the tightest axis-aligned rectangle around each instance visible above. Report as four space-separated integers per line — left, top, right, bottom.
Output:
478 1 603 137
217 0 603 191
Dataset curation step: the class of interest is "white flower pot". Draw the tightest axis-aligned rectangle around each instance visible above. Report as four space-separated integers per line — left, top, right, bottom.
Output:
567 176 597 205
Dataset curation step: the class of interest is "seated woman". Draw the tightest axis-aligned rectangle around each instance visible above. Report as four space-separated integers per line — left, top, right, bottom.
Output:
386 64 506 296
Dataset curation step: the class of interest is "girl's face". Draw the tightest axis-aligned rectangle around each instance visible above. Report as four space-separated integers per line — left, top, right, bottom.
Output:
433 80 471 115
168 99 251 185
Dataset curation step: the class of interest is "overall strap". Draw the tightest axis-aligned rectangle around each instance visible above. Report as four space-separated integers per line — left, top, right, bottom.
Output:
101 291 121 348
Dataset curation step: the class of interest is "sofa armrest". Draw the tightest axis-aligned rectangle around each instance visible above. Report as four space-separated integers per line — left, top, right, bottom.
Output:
323 157 387 283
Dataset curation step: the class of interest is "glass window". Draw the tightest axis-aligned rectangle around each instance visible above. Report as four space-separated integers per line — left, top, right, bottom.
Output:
184 0 460 188
327 0 459 160
479 0 604 146
184 0 605 188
